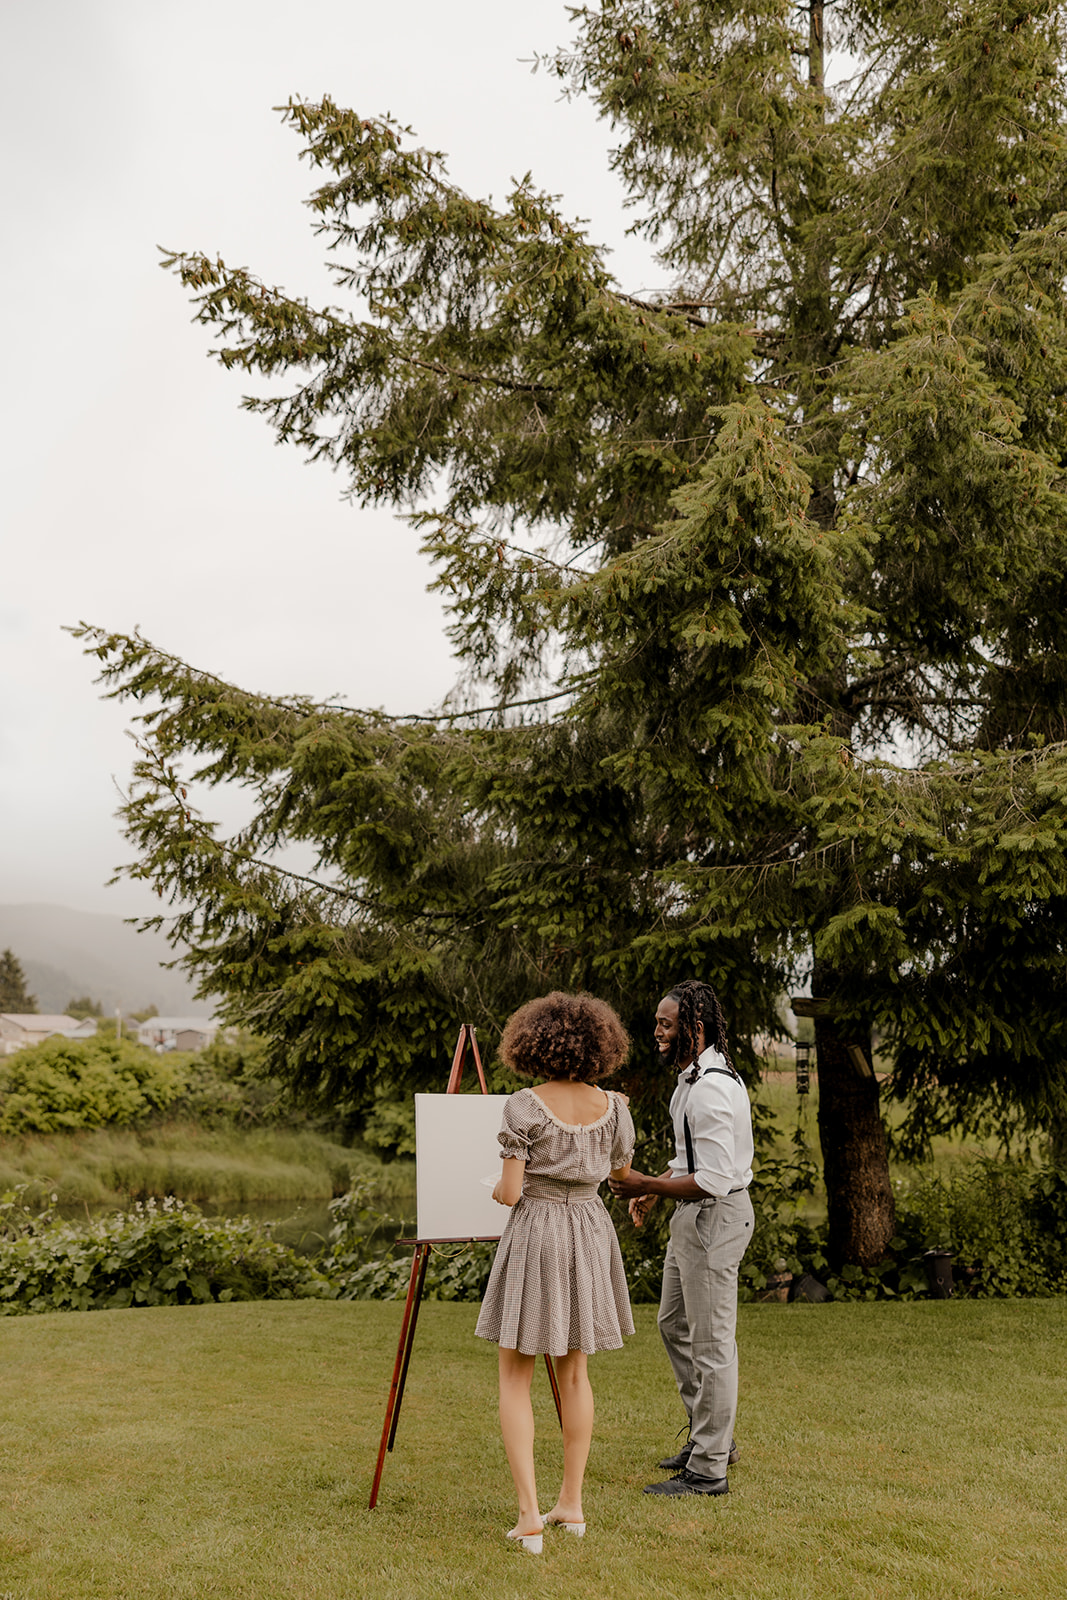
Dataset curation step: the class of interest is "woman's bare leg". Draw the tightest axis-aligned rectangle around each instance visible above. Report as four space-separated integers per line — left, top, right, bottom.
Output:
544 1349 593 1525
498 1347 541 1534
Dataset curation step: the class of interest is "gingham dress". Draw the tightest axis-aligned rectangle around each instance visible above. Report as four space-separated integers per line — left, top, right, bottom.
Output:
475 1087 636 1357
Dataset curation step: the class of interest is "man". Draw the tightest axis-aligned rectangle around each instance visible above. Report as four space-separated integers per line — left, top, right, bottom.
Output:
609 979 754 1497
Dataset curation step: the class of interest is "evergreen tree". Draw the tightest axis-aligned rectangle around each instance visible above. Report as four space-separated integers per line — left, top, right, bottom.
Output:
77 0 1067 1264
66 997 105 1020
0 950 37 1013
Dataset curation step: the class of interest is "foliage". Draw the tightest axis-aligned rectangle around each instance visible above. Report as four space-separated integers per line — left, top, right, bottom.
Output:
165 1031 290 1126
739 1158 1067 1302
320 1179 489 1301
890 1158 1067 1299
73 1 1067 1265
0 1187 328 1315
0 1035 187 1134
741 1137 824 1291
0 947 36 1012
66 996 104 1019
0 1030 309 1136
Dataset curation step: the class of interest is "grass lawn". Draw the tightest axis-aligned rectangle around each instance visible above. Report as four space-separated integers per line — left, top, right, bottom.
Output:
1 1299 1064 1599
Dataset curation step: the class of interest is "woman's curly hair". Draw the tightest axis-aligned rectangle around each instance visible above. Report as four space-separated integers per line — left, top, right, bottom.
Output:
500 992 630 1083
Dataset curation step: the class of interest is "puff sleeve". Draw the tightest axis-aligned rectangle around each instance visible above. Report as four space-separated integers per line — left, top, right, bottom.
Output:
497 1090 538 1161
610 1096 636 1171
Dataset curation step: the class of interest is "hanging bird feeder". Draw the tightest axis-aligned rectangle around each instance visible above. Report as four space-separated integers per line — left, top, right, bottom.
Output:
795 1038 812 1095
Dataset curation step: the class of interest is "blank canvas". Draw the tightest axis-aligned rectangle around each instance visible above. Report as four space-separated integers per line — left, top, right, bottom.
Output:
414 1092 512 1241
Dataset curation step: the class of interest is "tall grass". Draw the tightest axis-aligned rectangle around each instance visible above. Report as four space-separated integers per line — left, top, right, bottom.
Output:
0 1121 415 1209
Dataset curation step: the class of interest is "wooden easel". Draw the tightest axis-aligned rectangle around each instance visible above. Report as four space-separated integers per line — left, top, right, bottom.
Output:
368 1022 563 1509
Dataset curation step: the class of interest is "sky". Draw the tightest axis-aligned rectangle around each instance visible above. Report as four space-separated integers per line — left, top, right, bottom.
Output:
2 0 665 916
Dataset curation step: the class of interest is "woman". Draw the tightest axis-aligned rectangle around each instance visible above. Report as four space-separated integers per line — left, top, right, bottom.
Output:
475 991 635 1551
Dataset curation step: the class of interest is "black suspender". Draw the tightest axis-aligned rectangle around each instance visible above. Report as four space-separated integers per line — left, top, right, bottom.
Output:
682 1064 742 1174
683 1113 697 1174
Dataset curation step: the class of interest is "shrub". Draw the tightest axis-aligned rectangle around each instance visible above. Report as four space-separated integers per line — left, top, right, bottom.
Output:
890 1158 1067 1299
0 1037 187 1134
164 1033 288 1127
319 1180 490 1301
0 1187 329 1314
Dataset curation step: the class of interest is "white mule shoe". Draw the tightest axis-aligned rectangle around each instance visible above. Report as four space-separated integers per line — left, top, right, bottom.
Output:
543 1514 585 1537
506 1522 543 1553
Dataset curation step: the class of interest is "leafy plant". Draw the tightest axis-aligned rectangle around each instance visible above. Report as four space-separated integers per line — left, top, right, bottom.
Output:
0 1036 187 1134
0 1186 329 1314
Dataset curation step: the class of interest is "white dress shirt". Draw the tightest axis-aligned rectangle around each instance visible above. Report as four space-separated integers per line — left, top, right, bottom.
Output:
667 1045 754 1198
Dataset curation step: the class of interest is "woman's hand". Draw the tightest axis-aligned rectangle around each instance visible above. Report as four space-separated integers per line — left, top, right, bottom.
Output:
493 1158 526 1207
628 1194 657 1230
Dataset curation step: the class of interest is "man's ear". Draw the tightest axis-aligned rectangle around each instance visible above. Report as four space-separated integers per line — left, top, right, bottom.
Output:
695 1021 706 1055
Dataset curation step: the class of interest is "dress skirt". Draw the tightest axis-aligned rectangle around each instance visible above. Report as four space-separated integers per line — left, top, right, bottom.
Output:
475 1175 634 1357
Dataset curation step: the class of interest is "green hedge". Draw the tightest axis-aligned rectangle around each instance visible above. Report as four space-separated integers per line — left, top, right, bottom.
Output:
0 1033 290 1136
0 1189 328 1314
0 1037 186 1134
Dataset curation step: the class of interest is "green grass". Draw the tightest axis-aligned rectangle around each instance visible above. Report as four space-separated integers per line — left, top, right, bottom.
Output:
0 1298 1064 1598
0 1122 415 1210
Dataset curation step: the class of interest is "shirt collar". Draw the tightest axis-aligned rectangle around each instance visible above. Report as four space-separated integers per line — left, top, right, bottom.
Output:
683 1045 729 1085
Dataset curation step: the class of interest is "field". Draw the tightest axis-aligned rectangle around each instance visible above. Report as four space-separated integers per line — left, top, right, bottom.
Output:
1 1298 1064 1599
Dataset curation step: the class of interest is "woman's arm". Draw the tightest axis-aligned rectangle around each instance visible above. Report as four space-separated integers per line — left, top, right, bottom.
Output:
609 1161 632 1181
492 1157 526 1207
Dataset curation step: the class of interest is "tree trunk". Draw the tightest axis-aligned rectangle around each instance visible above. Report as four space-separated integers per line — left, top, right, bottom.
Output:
810 963 896 1269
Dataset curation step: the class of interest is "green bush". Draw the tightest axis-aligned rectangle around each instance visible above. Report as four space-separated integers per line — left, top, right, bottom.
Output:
0 1037 186 1134
890 1158 1067 1299
0 1187 330 1315
164 1033 288 1127
319 1181 490 1301
0 1031 304 1137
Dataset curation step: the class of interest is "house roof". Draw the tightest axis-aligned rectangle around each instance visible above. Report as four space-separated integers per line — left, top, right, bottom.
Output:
135 1016 218 1032
1 1013 77 1030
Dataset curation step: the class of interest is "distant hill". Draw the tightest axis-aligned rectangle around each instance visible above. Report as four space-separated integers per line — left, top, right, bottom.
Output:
0 905 203 1016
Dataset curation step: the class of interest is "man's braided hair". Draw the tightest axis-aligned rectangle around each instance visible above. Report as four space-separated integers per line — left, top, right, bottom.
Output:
667 979 735 1073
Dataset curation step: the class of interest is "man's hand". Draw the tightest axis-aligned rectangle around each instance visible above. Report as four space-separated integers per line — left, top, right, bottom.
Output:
628 1194 658 1229
608 1168 653 1199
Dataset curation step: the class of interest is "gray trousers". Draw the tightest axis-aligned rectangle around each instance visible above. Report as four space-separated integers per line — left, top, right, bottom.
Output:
657 1189 754 1479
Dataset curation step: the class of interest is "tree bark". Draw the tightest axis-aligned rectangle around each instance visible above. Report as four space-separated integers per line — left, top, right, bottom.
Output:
809 963 896 1268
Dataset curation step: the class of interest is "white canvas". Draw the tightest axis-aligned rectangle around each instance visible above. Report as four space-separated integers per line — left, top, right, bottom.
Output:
414 1092 512 1240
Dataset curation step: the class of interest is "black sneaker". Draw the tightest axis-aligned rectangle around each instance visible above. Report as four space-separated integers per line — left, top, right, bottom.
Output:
644 1468 729 1497
658 1439 740 1470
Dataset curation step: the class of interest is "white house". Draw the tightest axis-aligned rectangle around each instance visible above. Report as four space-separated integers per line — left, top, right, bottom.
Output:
136 1016 219 1052
0 1014 98 1055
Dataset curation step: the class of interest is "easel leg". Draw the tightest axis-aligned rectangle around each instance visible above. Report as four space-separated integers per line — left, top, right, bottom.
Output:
544 1354 563 1429
388 1245 431 1450
369 1244 430 1509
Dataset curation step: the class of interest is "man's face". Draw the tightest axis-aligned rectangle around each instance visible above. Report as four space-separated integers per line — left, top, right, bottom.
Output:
654 996 681 1064
654 994 705 1067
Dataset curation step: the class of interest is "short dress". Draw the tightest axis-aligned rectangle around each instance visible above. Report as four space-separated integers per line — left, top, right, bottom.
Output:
475 1087 636 1357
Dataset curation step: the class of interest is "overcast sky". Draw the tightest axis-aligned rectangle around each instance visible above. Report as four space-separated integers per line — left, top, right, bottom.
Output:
2 0 664 916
